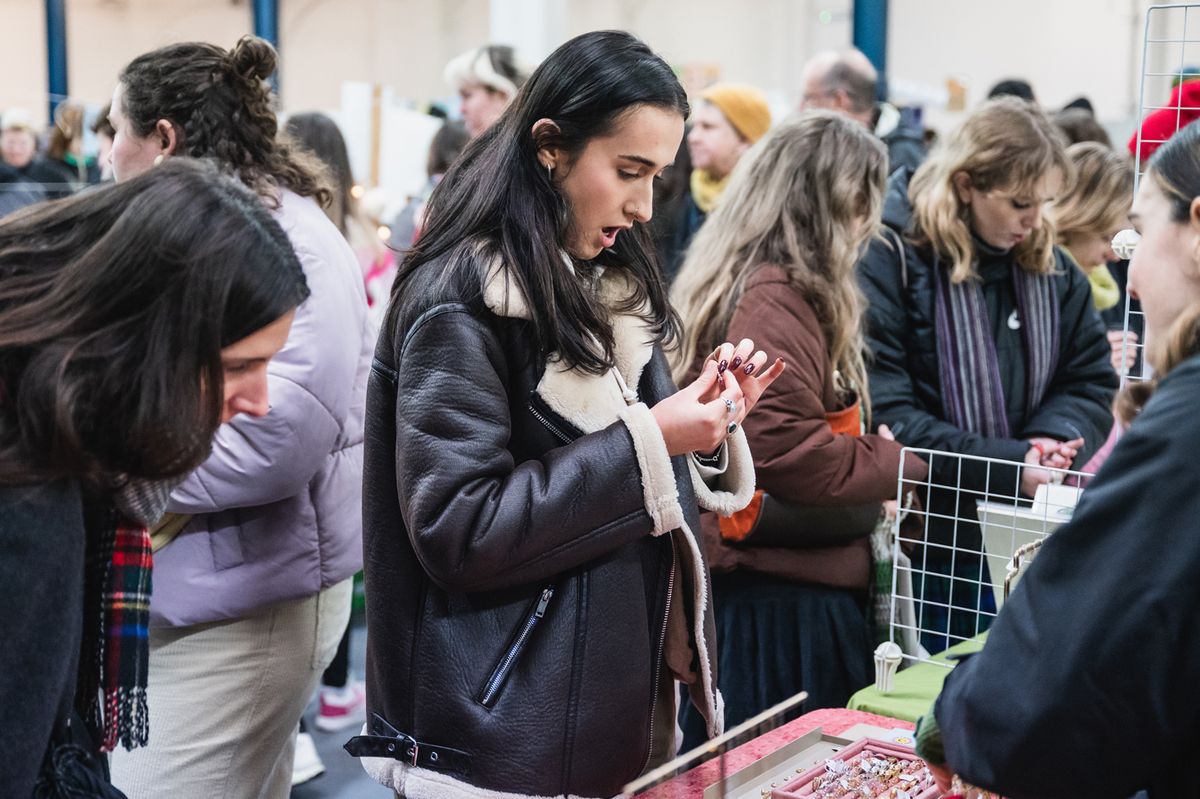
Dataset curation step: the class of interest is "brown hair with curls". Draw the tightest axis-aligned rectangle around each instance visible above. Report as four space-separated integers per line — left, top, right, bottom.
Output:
117 36 331 207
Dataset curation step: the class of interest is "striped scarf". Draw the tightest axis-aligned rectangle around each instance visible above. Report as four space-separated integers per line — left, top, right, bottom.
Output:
933 260 1059 438
77 479 170 752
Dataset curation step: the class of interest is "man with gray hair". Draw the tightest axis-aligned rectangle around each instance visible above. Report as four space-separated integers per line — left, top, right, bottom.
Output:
799 49 926 174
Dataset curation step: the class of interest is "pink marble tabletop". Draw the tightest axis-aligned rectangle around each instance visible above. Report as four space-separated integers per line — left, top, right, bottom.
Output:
637 708 914 798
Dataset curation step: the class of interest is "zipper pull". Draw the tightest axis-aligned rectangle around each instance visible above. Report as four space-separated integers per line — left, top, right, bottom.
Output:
534 587 554 618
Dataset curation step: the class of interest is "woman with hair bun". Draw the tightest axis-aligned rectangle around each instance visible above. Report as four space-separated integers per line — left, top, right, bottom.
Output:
106 36 373 797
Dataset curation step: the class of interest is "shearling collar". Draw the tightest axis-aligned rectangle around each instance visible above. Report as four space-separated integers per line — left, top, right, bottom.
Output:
482 258 657 435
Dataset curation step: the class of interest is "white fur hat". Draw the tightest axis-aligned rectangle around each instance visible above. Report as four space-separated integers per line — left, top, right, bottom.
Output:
1 107 35 132
443 45 532 98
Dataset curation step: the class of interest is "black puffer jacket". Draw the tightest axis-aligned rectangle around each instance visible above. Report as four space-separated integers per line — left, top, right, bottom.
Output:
353 247 753 798
931 355 1200 798
858 170 1116 547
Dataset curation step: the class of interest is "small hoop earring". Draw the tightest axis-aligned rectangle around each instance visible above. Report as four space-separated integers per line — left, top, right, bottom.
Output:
153 154 165 167
546 163 553 182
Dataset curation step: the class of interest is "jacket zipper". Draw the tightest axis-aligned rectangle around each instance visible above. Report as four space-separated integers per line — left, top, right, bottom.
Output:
641 541 675 774
479 586 555 708
528 401 574 444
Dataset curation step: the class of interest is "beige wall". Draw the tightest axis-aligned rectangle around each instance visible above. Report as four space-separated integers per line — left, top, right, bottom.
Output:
1 0 490 127
0 0 1171 141
889 0 1150 135
281 0 489 114
2 0 50 123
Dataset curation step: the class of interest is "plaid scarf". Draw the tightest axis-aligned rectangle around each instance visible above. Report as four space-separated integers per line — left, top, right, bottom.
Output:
933 258 1059 438
77 479 171 752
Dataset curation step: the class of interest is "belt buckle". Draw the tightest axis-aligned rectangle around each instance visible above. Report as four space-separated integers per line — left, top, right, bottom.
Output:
407 741 419 766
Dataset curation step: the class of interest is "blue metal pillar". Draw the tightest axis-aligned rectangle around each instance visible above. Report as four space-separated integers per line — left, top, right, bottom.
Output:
45 0 68 120
852 0 888 100
252 0 279 91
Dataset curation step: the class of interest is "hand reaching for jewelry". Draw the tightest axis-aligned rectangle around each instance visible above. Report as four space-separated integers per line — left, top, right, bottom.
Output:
651 340 785 456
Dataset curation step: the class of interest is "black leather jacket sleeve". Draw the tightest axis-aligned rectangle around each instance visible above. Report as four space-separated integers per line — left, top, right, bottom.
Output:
391 305 657 593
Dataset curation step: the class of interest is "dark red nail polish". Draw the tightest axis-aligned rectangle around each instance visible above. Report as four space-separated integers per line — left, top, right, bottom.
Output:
731 357 742 370
743 363 756 375
718 360 728 373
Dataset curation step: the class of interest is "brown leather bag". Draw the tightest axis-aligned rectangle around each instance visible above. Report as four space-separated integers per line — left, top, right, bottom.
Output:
719 399 884 548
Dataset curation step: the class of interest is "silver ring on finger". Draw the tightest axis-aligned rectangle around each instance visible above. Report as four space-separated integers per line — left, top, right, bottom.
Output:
723 398 736 415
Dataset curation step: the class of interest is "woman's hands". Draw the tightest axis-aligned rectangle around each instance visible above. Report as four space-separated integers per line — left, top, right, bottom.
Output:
1107 329 1138 374
928 762 954 793
652 339 786 457
1020 436 1083 497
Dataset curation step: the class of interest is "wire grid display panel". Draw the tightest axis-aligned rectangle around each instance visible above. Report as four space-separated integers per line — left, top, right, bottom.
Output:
1134 4 1200 186
1123 4 1200 384
886 447 1092 668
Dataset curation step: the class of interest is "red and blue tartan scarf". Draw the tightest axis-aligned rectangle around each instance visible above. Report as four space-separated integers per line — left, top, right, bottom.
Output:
78 506 152 752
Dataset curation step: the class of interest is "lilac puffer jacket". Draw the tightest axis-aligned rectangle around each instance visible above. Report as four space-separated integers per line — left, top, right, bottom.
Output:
151 189 372 628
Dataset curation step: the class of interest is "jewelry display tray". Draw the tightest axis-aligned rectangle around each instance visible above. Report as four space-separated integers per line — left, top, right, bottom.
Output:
701 728 855 799
770 737 938 799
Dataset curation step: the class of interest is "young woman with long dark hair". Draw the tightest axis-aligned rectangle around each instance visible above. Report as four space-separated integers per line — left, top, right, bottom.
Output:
351 30 784 798
105 36 373 797
0 158 308 797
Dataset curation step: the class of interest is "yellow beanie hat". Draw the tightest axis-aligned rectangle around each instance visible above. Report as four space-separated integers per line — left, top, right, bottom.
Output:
698 82 771 143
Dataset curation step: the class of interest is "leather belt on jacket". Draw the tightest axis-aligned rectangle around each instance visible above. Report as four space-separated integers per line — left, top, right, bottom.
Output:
345 714 472 776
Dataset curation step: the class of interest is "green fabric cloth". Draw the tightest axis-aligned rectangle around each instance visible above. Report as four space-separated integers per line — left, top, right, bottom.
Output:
846 633 988 722
1087 263 1121 311
913 709 945 765
1063 247 1121 311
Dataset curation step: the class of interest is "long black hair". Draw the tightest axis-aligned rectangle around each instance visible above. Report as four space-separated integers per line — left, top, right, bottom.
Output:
0 158 309 484
387 30 688 375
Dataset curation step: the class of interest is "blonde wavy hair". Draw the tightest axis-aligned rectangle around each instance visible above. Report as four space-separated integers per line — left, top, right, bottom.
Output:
1049 142 1134 249
909 97 1073 283
669 111 887 411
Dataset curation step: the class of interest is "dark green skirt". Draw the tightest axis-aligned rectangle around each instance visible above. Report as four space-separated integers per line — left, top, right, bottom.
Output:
679 571 872 752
